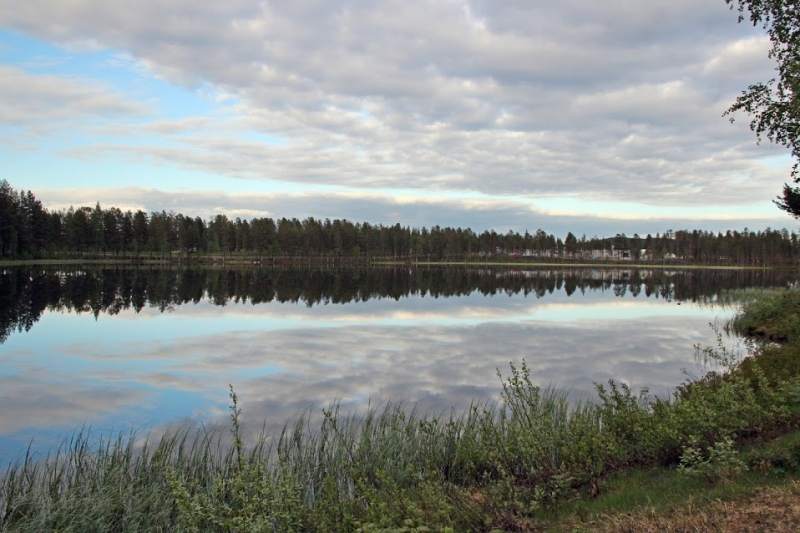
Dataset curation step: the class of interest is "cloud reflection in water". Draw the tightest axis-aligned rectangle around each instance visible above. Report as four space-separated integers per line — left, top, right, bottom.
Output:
0 285 734 460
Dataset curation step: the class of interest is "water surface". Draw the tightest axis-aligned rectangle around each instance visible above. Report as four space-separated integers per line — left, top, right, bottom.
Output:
0 265 793 461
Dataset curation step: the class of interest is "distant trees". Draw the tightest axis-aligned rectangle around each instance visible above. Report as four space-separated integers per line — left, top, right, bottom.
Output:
0 180 798 265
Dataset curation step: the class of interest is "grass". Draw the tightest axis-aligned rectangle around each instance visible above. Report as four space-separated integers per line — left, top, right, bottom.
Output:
539 429 800 531
3 290 800 531
729 286 800 341
580 481 800 532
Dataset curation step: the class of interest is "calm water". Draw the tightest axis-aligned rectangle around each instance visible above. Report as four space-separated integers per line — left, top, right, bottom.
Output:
0 265 795 461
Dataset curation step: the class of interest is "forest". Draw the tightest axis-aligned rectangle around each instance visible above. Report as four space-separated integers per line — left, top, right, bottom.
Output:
1 180 798 265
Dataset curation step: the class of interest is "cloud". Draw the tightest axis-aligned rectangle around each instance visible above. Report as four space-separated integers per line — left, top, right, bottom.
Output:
0 65 148 129
0 372 149 434
3 303 725 445
57 116 787 207
32 185 791 237
0 1 787 214
157 316 719 422
702 36 773 84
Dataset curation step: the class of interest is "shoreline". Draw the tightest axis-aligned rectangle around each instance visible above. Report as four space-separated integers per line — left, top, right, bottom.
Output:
0 257 790 270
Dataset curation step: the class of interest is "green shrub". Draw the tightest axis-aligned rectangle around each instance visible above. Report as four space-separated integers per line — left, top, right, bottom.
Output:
678 436 746 484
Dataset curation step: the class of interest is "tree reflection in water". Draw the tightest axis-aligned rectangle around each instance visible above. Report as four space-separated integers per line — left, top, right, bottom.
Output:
0 265 796 343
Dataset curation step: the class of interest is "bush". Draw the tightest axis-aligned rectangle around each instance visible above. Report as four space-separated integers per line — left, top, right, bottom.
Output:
678 436 747 484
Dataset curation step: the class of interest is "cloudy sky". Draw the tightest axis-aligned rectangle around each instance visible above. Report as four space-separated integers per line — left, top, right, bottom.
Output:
0 1 794 236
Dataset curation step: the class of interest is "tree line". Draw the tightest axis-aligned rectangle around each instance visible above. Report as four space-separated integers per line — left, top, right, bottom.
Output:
1 180 798 265
2 265 795 344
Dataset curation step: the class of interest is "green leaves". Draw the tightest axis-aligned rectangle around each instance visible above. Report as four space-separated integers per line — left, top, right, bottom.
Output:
678 436 747 484
725 1 800 216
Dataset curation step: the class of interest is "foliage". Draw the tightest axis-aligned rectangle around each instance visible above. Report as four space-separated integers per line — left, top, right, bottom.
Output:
724 1 800 217
167 386 308 532
678 436 747 484
729 287 800 343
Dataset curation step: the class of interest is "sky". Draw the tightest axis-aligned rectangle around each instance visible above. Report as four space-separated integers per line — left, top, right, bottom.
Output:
0 0 796 237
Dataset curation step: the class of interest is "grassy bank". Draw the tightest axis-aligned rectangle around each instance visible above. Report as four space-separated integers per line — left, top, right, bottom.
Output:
2 290 800 532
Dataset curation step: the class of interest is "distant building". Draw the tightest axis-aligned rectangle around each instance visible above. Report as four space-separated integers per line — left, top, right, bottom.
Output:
612 246 631 260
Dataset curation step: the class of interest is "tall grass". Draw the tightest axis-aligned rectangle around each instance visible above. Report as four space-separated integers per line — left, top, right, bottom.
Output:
4 292 800 531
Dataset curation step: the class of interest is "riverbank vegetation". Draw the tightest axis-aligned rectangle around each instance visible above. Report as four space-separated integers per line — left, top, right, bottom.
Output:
2 288 800 531
2 180 798 265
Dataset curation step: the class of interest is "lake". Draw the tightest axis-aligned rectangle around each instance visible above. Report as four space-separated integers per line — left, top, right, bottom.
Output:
0 265 795 462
